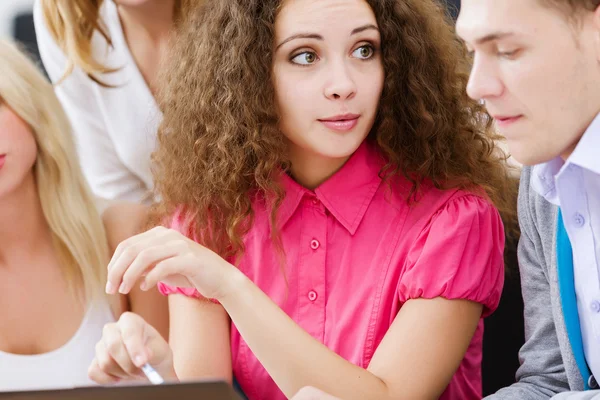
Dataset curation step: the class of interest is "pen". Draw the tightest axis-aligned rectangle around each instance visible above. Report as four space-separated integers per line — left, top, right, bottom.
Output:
141 363 165 385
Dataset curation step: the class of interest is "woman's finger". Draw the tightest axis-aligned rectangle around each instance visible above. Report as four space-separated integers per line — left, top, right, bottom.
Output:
88 358 121 385
118 240 185 294
102 323 144 377
118 312 159 368
107 227 160 271
142 253 196 293
94 339 129 379
106 227 170 294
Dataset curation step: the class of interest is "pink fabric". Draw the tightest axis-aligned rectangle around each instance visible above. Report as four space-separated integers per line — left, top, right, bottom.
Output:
158 141 505 400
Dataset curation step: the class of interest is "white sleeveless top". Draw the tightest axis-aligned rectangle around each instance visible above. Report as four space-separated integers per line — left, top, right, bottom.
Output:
0 300 115 392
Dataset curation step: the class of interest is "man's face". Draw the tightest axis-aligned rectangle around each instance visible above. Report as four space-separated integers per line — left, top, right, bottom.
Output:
457 0 600 165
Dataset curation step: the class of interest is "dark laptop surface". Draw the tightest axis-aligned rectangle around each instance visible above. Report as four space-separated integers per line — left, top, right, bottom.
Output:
0 381 242 400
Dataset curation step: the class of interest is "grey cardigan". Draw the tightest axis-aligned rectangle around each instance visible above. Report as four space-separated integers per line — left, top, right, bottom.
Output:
486 167 593 399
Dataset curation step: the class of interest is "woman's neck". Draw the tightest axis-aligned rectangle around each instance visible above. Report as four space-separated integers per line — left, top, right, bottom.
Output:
288 145 350 190
0 172 53 265
117 0 176 43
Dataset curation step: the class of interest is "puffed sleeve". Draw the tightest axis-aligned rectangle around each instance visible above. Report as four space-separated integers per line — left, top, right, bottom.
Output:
397 195 505 317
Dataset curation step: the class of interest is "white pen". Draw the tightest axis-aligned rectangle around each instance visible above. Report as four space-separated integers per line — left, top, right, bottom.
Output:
141 363 165 385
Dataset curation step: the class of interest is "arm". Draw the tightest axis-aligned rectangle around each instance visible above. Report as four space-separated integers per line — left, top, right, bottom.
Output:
102 196 500 397
33 1 148 202
220 274 482 400
88 293 232 385
102 202 169 340
486 171 570 399
102 229 481 399
168 295 232 382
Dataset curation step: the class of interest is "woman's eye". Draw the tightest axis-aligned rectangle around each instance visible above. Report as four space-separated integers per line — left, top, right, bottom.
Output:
291 51 318 65
352 45 374 59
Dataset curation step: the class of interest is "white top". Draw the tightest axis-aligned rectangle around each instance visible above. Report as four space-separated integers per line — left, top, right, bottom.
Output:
531 112 600 382
33 0 161 203
0 300 115 392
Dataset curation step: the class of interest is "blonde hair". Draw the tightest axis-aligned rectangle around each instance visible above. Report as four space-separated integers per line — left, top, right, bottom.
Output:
0 39 109 300
40 0 193 85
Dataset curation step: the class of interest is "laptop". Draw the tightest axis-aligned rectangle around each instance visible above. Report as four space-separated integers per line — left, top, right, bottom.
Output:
0 381 243 400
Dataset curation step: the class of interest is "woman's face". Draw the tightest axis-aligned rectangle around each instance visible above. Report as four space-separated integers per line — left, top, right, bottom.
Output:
272 0 384 170
0 102 37 199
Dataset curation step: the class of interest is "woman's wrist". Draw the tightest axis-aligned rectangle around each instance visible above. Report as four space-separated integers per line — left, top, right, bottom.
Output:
216 262 250 305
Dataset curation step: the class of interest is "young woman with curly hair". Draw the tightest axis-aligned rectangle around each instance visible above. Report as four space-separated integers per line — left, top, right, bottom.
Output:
89 0 516 399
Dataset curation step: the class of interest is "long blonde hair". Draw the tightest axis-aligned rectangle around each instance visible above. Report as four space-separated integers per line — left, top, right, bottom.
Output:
0 40 109 300
40 0 193 85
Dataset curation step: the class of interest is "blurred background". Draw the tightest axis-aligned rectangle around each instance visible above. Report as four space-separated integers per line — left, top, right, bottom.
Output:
1 0 39 63
0 0 461 73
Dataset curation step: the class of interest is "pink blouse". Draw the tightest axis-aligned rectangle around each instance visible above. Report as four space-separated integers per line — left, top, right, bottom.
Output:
159 141 505 400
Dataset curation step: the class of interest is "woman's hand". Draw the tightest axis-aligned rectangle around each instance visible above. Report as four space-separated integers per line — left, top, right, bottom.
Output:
105 226 239 301
88 312 176 384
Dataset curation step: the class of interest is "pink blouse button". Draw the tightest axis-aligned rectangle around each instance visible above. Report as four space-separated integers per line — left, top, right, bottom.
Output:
308 291 318 301
310 239 320 250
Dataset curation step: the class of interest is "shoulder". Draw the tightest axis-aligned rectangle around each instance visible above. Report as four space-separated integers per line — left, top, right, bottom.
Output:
398 187 505 316
408 178 498 223
32 0 45 28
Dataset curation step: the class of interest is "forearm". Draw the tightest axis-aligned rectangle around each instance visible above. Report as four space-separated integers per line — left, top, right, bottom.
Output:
169 295 232 383
219 272 392 400
128 286 170 340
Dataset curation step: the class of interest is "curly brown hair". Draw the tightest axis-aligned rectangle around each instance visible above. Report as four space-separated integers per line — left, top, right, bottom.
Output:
150 0 518 261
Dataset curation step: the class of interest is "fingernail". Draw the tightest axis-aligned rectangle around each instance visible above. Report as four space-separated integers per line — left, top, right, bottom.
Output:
105 282 114 294
134 355 146 367
118 282 128 294
140 281 147 291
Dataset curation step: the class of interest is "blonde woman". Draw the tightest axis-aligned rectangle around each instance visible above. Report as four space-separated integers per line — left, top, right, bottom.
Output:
33 0 191 203
0 40 168 391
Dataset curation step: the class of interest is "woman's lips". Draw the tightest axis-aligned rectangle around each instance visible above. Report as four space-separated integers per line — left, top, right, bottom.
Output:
318 114 360 132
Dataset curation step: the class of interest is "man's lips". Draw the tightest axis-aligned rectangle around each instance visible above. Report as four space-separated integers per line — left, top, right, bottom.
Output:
492 115 523 128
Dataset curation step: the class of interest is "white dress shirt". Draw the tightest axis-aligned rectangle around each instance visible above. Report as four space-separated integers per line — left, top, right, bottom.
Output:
531 112 600 381
33 0 160 203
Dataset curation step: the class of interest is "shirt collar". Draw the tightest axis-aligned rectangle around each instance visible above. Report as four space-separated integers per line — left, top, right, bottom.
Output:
277 141 384 235
531 112 600 204
569 112 600 175
531 158 563 206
